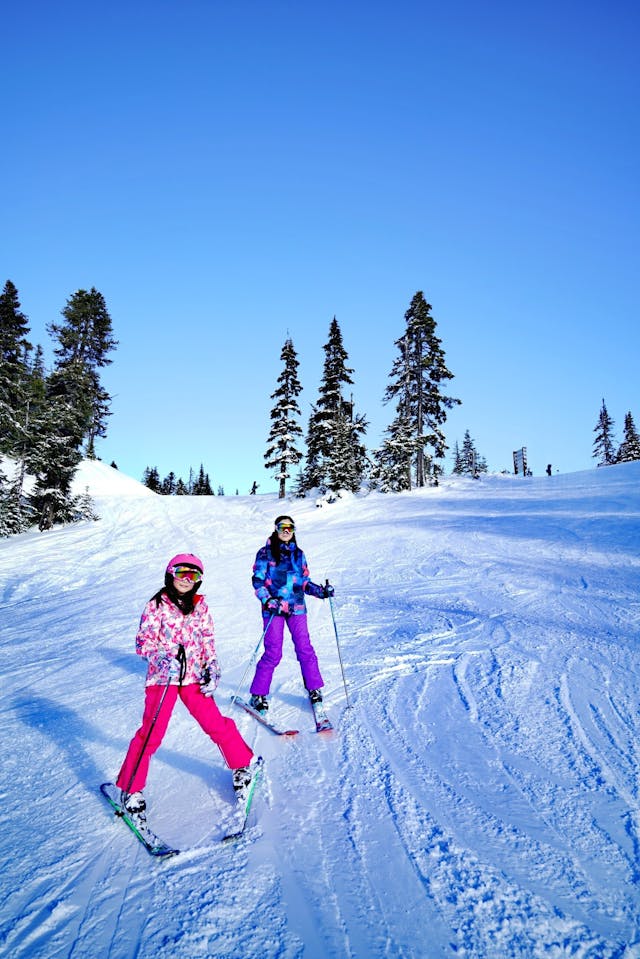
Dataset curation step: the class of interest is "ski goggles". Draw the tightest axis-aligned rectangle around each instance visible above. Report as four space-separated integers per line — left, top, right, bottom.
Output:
171 565 203 583
275 522 295 533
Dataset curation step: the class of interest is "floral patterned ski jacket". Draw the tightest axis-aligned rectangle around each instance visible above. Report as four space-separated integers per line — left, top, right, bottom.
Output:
135 591 217 686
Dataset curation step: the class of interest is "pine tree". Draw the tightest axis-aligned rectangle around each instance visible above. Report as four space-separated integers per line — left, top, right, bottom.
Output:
26 361 93 529
0 280 32 455
326 404 369 492
26 345 47 420
300 317 368 494
48 288 117 456
73 487 100 522
161 471 177 495
461 430 476 474
264 337 304 499
452 440 463 475
381 292 460 488
192 464 213 495
7 345 48 526
593 399 617 466
292 467 308 498
453 429 488 476
370 411 415 492
142 466 162 492
617 411 640 463
0 465 30 536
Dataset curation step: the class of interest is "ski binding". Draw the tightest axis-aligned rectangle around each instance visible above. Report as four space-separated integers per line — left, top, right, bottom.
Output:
222 756 264 843
233 698 299 736
311 699 333 733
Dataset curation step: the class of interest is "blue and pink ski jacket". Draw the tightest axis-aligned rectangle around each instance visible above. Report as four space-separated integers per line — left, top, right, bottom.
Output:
252 539 324 615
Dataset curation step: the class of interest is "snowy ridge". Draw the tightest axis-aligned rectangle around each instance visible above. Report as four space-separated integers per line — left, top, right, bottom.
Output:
1 461 640 957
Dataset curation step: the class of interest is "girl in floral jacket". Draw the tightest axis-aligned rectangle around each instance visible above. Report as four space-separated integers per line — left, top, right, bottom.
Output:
116 553 258 818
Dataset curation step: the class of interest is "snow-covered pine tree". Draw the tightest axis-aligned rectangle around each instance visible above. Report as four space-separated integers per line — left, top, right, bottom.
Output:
451 440 463 475
331 406 368 492
27 361 93 529
300 317 367 494
381 292 460 488
0 280 32 456
73 486 100 522
617 411 640 463
593 399 617 466
264 337 304 499
370 411 415 492
453 429 488 476
48 288 118 457
461 430 476 474
0 467 29 536
27 346 47 420
292 467 308 498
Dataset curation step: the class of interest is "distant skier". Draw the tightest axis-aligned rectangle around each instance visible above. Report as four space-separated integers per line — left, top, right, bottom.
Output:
115 553 260 822
546 464 552 476
248 516 334 714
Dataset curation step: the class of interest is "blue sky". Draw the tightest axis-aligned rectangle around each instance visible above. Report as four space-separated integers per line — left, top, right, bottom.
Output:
2 0 638 492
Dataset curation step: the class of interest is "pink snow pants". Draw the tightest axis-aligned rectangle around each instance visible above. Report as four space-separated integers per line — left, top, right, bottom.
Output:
116 683 253 794
250 612 324 696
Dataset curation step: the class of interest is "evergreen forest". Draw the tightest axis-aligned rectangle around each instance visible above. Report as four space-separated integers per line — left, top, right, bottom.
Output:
2 278 638 536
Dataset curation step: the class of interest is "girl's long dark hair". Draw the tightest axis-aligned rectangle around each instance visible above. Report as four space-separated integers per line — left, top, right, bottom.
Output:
152 574 199 614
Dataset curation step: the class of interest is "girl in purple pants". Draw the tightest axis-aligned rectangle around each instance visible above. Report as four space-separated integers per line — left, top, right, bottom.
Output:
249 516 334 714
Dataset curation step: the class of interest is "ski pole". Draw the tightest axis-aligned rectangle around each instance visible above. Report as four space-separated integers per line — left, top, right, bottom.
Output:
326 581 351 709
122 644 186 802
230 613 275 705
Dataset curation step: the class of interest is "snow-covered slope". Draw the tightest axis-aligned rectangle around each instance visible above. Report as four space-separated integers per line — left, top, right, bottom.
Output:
71 460 156 499
1 461 639 958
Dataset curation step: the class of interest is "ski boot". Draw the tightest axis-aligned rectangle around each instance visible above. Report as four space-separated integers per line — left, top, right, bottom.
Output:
120 790 147 823
232 755 263 806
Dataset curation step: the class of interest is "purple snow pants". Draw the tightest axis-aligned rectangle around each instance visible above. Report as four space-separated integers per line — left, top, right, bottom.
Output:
250 613 324 696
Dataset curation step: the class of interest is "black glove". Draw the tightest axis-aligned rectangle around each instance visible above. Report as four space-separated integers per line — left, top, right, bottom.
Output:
306 581 332 600
323 582 335 598
200 660 221 697
264 597 282 614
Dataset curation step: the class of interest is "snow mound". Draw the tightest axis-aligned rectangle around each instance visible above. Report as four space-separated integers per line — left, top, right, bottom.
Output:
70 459 155 498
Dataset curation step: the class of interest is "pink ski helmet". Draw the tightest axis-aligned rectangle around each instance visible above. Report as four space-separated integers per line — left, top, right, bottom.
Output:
166 553 204 575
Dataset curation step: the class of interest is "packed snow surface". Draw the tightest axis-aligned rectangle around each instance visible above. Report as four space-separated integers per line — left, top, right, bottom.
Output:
1 461 639 958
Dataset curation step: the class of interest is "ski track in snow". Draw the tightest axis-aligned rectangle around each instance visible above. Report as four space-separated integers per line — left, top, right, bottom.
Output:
1 461 640 957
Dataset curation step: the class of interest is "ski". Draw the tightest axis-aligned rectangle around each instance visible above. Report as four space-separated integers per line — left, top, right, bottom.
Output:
310 698 333 733
233 698 299 736
222 756 264 843
100 782 179 858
